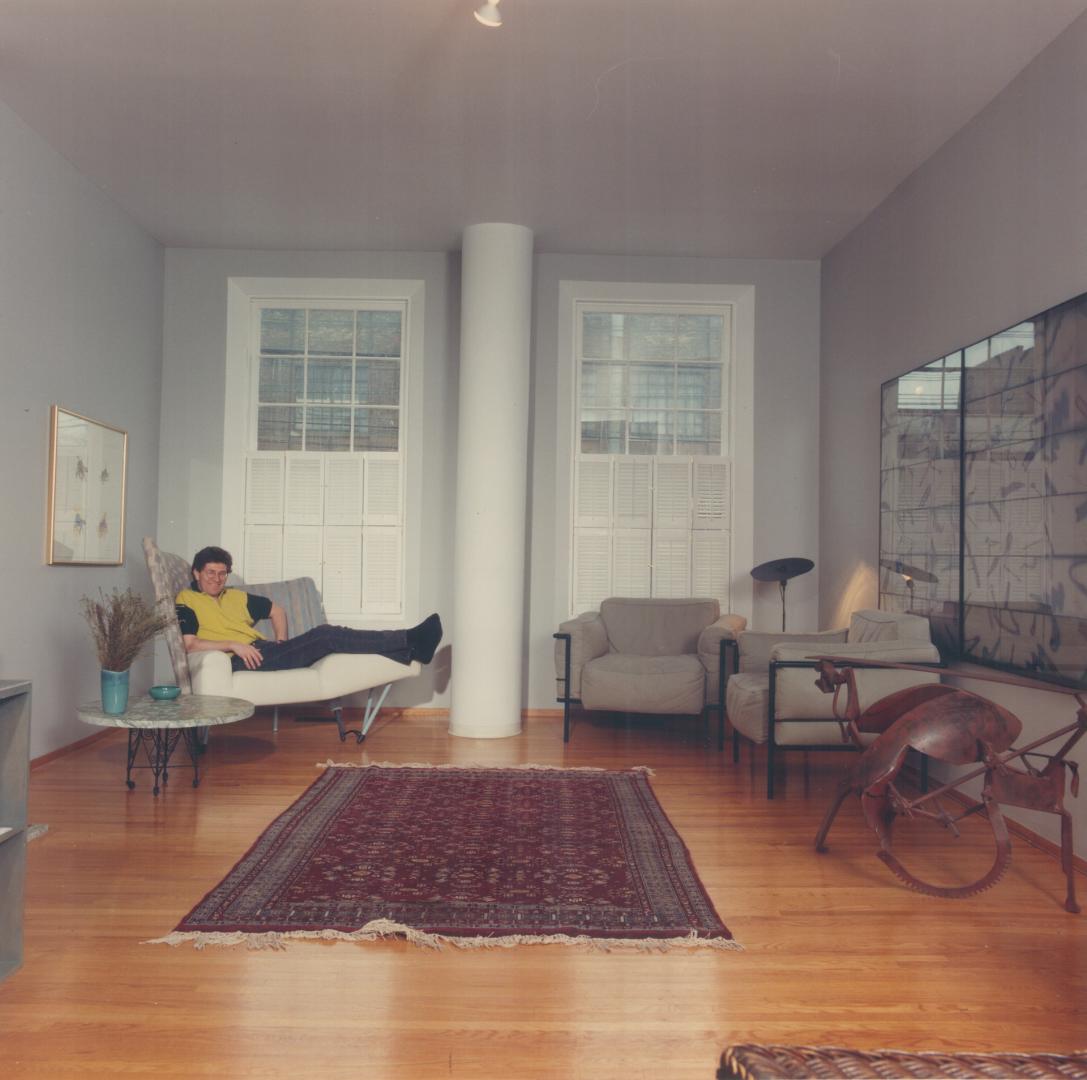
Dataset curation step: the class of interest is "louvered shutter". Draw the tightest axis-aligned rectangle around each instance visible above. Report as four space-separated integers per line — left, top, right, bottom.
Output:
284 455 324 525
324 456 364 527
613 528 651 596
654 461 691 528
322 526 363 615
652 530 692 597
362 526 402 614
365 458 401 526
245 453 285 524
573 528 611 612
692 531 730 605
614 460 652 528
282 526 322 584
692 460 730 530
243 525 284 584
575 459 612 526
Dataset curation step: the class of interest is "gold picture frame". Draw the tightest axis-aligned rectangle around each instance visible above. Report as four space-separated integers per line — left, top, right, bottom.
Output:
46 405 128 566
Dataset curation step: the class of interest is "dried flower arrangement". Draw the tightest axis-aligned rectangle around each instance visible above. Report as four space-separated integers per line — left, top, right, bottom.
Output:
79 587 174 672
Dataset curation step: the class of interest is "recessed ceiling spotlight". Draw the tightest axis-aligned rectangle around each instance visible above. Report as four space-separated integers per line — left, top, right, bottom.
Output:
474 1 502 27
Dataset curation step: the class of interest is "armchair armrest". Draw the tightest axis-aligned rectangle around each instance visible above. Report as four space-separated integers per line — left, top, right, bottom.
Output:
770 642 941 720
735 628 848 673
554 612 609 700
186 650 236 697
697 613 747 701
697 613 746 668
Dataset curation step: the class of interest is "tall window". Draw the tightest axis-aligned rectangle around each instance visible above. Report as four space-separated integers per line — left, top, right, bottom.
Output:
571 301 734 614
240 299 408 619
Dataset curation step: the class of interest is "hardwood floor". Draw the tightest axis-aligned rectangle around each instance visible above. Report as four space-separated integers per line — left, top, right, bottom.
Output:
3 708 1085 1079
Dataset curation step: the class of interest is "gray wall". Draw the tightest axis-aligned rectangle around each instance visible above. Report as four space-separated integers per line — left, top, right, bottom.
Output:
821 15 1087 851
0 101 164 758
161 249 820 711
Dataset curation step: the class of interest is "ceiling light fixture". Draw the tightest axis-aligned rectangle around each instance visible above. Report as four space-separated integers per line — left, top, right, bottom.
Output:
474 1 502 27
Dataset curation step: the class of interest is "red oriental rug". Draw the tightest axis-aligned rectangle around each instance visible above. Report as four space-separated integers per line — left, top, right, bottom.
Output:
149 762 738 951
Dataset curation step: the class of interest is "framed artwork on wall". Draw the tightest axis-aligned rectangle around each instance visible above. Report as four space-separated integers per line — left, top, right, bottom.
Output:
46 405 128 566
880 290 1087 690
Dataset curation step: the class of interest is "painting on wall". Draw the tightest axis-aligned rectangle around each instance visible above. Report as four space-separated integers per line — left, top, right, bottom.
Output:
880 290 1087 689
47 406 128 566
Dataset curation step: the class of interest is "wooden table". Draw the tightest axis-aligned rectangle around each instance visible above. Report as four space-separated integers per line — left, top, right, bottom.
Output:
78 694 254 795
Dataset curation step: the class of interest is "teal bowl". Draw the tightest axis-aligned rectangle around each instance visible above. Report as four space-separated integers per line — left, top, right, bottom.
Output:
149 684 181 701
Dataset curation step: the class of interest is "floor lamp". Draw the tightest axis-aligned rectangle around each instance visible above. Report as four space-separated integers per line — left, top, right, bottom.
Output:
750 557 814 632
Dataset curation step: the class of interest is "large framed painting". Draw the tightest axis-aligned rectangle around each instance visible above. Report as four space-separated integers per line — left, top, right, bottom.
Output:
880 290 1087 689
46 406 128 566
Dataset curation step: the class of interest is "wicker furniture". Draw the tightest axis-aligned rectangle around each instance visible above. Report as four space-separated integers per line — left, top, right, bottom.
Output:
718 1043 1087 1079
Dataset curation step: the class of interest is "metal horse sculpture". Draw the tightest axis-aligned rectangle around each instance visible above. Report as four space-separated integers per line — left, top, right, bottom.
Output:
810 658 1085 912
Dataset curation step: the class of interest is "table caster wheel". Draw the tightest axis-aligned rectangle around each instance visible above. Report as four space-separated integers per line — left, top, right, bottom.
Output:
126 780 136 790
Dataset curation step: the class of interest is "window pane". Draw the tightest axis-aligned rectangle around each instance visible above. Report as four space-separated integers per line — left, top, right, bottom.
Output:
629 364 673 409
677 363 722 409
358 311 402 357
583 313 620 359
356 359 400 406
677 315 723 361
259 356 304 403
307 358 353 403
627 314 676 362
305 406 352 451
354 407 400 451
629 410 673 455
308 309 354 356
581 362 626 409
580 411 626 454
261 309 305 355
257 405 303 450
675 411 722 455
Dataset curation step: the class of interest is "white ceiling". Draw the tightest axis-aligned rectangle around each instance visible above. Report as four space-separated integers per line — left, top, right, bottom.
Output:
1 0 1084 257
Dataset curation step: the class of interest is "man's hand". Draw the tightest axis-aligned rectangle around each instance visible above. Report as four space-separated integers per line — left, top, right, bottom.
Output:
230 642 264 670
183 634 264 669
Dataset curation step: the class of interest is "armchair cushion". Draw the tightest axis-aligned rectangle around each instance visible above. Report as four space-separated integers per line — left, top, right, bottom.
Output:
581 654 706 715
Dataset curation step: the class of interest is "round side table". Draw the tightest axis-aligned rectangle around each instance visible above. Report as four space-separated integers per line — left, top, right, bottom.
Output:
78 694 254 796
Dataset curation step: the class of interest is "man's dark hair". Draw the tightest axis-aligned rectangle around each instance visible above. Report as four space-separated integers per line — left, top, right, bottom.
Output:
192 546 233 574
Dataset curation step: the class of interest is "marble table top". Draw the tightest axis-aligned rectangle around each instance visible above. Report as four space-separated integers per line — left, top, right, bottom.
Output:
78 694 254 729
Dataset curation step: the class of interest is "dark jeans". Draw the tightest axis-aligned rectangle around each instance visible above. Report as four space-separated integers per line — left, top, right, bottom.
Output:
230 623 412 672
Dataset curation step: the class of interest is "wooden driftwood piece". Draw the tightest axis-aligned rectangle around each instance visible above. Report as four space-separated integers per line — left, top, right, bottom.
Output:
809 658 1085 912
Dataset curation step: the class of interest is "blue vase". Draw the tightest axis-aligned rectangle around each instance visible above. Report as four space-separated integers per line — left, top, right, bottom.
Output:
101 669 130 715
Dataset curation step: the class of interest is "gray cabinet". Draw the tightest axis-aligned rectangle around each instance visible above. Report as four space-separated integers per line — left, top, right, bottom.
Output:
0 679 30 983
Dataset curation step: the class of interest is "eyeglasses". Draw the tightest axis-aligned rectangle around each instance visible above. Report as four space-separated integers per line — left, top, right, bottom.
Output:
198 569 230 580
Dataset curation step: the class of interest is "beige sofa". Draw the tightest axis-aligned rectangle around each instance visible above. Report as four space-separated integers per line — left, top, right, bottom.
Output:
554 597 747 747
725 608 940 796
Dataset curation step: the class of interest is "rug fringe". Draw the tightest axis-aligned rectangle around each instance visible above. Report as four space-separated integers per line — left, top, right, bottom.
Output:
145 921 739 952
317 760 655 775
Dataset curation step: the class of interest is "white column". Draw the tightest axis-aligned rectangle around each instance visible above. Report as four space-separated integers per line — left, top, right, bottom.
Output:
449 223 534 738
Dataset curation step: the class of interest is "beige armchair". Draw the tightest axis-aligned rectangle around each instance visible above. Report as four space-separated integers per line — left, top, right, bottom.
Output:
725 609 941 796
554 597 747 747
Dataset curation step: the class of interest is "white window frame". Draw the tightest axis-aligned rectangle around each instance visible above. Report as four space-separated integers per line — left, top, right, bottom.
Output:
555 281 754 624
222 277 425 627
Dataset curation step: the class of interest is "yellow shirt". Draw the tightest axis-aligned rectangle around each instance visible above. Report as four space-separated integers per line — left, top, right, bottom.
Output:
175 588 266 644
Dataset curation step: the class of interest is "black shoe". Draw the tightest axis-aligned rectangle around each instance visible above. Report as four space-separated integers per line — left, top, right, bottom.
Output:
407 613 443 664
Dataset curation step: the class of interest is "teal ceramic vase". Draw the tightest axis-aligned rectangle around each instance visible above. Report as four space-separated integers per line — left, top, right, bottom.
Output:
100 669 130 715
